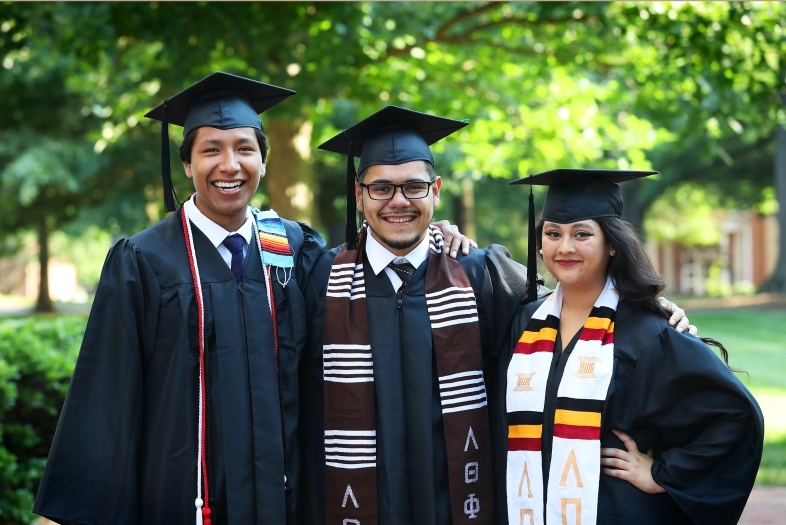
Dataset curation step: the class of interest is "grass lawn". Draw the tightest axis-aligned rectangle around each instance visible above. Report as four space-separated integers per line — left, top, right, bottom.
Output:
690 307 786 485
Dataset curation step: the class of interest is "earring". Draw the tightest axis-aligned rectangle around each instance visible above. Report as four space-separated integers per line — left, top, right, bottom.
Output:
539 249 543 255
610 249 616 256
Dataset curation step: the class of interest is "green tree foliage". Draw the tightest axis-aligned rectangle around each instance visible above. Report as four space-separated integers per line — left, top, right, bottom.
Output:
0 316 85 524
1 2 784 291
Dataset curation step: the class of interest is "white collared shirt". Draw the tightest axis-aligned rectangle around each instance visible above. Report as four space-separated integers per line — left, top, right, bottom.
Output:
185 195 254 269
365 229 431 291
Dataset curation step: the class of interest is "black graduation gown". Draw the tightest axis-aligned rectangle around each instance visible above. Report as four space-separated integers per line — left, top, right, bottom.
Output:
34 210 325 525
493 298 764 525
299 244 532 525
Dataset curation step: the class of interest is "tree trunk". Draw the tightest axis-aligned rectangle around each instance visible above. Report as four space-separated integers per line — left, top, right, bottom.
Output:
620 179 646 239
263 118 315 225
759 124 786 292
35 220 54 313
451 178 476 241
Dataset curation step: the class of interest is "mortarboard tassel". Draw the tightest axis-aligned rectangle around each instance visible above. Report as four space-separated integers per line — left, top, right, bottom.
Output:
526 184 538 303
345 139 359 250
161 100 178 213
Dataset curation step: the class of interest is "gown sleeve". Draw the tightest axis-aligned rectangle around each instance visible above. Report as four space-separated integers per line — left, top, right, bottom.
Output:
33 239 160 525
291 221 327 291
481 245 529 360
296 248 337 525
632 328 764 525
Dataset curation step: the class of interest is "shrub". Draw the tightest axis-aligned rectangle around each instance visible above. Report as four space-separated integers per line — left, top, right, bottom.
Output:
0 316 85 525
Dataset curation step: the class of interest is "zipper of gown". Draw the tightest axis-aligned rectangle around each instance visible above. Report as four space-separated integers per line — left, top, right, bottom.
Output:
238 282 259 523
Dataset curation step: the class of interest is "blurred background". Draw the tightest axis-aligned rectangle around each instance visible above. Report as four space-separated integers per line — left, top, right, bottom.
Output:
0 2 783 523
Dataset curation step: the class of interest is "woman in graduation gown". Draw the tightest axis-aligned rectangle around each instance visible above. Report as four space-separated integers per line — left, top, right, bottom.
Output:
496 169 763 525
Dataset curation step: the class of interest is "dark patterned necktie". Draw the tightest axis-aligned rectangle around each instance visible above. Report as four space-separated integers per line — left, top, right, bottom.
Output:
223 234 246 284
388 259 416 295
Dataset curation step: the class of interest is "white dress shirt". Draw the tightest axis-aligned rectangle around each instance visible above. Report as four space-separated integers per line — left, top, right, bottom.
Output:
365 230 431 291
185 195 254 269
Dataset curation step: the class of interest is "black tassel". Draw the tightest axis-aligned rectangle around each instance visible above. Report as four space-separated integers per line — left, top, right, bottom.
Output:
345 140 359 250
526 185 538 303
161 101 178 213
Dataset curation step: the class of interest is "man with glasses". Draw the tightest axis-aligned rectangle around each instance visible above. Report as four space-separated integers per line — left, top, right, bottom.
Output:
297 106 541 525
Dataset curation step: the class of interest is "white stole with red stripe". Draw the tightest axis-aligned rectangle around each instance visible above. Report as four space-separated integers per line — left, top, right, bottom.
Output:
506 277 618 525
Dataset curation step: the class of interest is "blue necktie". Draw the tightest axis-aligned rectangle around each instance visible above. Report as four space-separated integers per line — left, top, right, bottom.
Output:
223 234 246 284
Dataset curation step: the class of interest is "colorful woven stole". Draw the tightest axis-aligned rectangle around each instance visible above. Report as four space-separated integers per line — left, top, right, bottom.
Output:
251 207 294 270
322 225 494 525
505 277 618 525
181 200 293 525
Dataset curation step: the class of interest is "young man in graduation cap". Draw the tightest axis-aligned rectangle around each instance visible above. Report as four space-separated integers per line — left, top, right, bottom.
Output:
298 107 694 525
34 72 327 525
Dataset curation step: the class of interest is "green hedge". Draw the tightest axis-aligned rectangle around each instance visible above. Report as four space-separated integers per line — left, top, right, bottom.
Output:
0 316 85 525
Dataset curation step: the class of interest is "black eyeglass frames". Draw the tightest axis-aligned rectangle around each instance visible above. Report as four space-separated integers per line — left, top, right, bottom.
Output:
359 179 437 200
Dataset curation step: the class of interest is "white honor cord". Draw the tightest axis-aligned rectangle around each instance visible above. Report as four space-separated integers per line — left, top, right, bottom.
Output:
182 205 205 523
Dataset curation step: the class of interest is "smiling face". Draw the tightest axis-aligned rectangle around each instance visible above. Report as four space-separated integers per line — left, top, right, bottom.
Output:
355 160 441 256
541 219 613 293
183 126 265 231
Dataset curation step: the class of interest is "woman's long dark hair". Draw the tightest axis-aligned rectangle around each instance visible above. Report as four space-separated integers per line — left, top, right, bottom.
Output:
536 216 735 368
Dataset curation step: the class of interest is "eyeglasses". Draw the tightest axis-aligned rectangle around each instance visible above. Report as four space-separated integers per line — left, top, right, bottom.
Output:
359 179 437 201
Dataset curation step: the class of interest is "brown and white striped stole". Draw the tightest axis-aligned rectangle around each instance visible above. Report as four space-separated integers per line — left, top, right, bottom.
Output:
322 225 494 525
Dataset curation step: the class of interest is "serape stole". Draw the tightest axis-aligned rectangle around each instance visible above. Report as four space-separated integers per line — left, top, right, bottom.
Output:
251 207 294 269
506 277 618 525
322 225 494 525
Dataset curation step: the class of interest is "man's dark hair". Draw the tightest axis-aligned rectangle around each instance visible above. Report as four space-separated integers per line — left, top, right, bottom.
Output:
178 127 269 163
358 160 435 181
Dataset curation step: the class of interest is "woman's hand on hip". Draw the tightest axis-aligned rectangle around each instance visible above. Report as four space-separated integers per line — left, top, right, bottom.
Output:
601 429 666 494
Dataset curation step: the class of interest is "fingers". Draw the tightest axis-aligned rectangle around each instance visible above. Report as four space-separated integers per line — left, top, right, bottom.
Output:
448 226 463 258
611 429 639 453
600 447 627 458
459 229 473 256
674 315 690 333
657 297 672 312
600 456 632 471
434 220 454 244
460 236 470 255
449 225 461 257
457 234 477 256
429 220 476 258
658 297 691 332
602 467 628 479
658 297 697 334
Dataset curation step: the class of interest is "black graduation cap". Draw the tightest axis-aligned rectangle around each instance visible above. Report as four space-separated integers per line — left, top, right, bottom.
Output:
510 168 657 302
145 72 295 212
318 106 468 249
